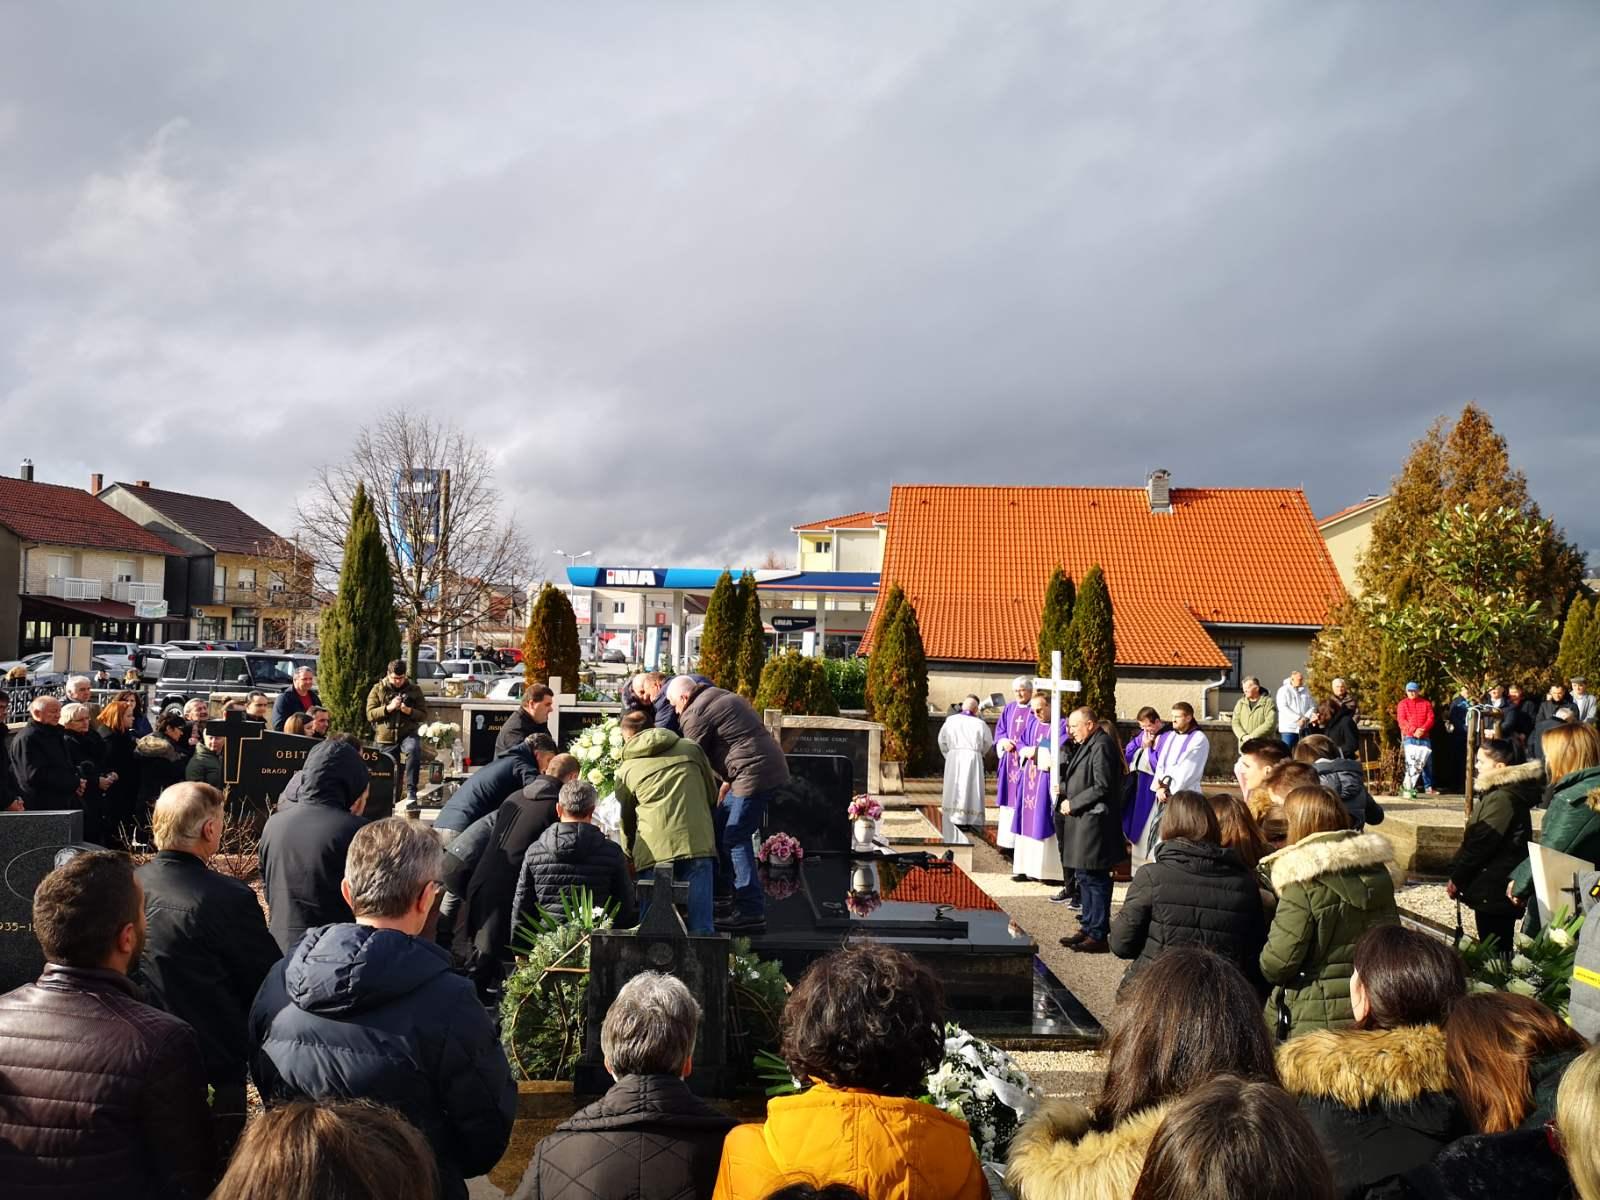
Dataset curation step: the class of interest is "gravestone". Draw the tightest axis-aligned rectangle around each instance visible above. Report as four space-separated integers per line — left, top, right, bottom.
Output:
0 810 84 993
461 702 518 768
206 710 396 820
576 862 732 1097
765 753 853 855
775 715 881 795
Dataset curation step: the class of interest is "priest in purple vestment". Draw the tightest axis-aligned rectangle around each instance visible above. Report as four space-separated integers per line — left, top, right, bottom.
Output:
993 676 1034 852
1122 705 1170 845
1013 691 1066 884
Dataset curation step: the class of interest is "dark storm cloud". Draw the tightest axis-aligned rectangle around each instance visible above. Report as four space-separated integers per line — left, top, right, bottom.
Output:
2 1 1596 573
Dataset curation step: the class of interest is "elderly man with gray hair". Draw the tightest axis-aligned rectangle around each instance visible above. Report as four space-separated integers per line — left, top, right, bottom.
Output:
512 779 638 931
514 971 735 1200
8 693 85 810
250 817 517 1200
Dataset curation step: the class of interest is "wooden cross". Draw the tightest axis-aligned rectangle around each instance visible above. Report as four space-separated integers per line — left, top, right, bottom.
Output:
1035 650 1082 803
204 709 267 787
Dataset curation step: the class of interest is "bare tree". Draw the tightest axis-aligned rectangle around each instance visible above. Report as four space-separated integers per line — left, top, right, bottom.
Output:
297 411 536 668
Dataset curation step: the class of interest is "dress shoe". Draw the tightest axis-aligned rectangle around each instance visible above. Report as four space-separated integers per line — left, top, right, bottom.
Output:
1058 932 1087 948
1011 873 1030 883
1069 936 1110 954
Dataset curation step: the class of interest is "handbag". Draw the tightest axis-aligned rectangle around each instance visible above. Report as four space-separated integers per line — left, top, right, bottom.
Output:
1274 988 1293 1042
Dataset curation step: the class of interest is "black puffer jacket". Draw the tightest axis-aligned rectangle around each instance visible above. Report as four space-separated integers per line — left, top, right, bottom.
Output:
457 779 561 987
257 740 368 952
1277 1024 1467 1199
1365 1128 1572 1200
1109 838 1269 993
250 924 517 1200
434 742 542 834
0 964 215 1199
1315 758 1385 831
513 1073 736 1200
512 821 638 929
1447 759 1541 917
135 731 188 806
136 850 283 1086
678 685 789 795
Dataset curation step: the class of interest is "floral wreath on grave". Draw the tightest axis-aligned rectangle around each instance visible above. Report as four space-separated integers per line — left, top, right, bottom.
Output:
847 795 883 822
499 890 790 1086
756 1022 1038 1165
757 832 804 867
1456 906 1585 1017
418 720 460 749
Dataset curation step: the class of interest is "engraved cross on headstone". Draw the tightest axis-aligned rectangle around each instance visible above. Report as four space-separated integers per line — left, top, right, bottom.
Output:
205 709 267 787
635 859 694 937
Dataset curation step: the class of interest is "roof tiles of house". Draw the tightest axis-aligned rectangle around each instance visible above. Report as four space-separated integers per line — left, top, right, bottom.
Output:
111 482 286 555
0 476 182 557
792 510 889 532
874 484 1346 670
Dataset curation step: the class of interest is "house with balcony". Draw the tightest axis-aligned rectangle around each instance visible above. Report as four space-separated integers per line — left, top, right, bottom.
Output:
0 464 187 658
97 481 315 649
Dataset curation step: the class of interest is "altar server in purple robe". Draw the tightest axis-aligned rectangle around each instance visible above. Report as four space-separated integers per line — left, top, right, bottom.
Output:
993 677 1034 854
1012 692 1066 886
1122 706 1169 847
1133 701 1210 869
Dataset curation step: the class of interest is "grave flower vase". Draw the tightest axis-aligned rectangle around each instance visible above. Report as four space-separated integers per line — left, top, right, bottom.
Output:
852 817 877 849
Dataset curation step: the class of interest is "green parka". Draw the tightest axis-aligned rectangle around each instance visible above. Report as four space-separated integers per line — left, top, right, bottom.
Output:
1448 758 1541 916
1231 694 1279 745
1259 829 1399 1038
1509 765 1600 898
613 728 719 872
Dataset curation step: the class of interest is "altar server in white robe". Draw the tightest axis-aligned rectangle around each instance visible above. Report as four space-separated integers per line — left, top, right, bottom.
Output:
938 694 994 826
1134 700 1210 869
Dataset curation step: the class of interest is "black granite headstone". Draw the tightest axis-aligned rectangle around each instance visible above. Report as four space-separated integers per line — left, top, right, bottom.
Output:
206 715 396 820
0 810 84 993
765 753 853 855
782 727 871 795
575 862 732 1097
462 703 515 768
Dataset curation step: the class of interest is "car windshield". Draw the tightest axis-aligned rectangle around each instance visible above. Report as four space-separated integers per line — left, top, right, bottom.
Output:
249 656 302 685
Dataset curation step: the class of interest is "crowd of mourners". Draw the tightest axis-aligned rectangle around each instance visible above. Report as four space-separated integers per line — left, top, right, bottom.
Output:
3 663 1600 1200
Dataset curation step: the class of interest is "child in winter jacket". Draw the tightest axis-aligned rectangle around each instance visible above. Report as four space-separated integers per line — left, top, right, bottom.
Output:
1294 735 1384 832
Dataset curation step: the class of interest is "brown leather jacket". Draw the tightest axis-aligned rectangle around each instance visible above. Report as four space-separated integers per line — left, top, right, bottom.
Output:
0 964 216 1198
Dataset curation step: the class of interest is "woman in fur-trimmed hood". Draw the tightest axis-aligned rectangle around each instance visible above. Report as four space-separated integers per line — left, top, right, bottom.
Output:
1258 785 1399 1039
1276 925 1469 1198
1007 949 1278 1200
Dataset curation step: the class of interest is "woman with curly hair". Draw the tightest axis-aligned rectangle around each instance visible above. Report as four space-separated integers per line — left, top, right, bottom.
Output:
713 943 985 1200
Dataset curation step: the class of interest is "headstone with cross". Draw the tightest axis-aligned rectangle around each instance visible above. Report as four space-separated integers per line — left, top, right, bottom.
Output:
1036 650 1083 805
574 860 732 1097
546 675 577 743
204 708 268 783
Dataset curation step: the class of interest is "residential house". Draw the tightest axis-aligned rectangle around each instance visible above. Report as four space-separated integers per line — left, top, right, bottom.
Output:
1317 495 1390 598
98 481 314 649
0 462 186 658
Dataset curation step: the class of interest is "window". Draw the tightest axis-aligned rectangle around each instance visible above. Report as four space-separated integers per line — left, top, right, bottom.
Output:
161 656 191 681
197 616 227 641
221 656 249 682
231 611 258 644
235 567 256 592
47 553 72 578
113 560 135 583
190 657 221 683
613 600 626 614
1218 644 1244 691
812 539 831 555
250 656 298 686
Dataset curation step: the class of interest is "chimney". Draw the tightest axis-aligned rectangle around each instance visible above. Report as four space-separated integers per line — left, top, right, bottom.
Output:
1146 468 1172 514
135 479 150 489
89 472 103 494
20 458 33 482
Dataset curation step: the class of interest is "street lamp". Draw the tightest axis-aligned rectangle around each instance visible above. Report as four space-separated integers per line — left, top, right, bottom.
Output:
552 549 593 569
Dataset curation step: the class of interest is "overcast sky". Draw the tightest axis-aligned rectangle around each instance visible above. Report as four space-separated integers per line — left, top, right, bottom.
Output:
3 2 1597 577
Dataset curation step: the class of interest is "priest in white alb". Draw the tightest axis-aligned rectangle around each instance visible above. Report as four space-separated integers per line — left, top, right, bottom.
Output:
1134 700 1211 868
938 694 994 826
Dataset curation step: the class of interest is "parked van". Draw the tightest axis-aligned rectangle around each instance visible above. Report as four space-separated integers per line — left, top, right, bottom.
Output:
155 650 318 708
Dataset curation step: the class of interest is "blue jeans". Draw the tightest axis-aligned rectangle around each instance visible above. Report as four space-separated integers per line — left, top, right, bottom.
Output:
1404 736 1434 790
1076 868 1112 940
641 858 715 934
1281 731 1300 751
715 789 771 918
385 734 422 797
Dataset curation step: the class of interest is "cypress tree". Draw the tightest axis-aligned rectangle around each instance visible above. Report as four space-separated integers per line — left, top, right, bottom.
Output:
1072 565 1117 720
755 650 840 717
698 571 741 689
878 597 929 768
320 483 402 737
523 583 579 689
864 584 906 720
1037 567 1079 680
735 571 767 698
1556 595 1592 684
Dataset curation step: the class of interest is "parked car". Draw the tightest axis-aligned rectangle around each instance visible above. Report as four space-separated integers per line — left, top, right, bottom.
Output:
163 640 214 651
154 650 318 707
92 641 138 673
601 649 628 663
412 658 450 696
135 644 170 680
1 653 117 689
485 676 525 702
440 659 498 698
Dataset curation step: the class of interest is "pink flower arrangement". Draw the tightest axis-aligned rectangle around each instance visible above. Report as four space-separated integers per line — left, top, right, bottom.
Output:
847 795 883 822
757 832 805 865
846 891 882 917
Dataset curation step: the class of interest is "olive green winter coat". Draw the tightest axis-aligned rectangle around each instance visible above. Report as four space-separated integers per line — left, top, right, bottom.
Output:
1259 829 1399 1038
1509 765 1600 898
612 728 719 872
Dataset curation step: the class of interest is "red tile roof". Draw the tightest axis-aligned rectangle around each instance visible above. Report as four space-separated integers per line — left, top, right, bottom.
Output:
110 482 287 555
0 476 182 556
1316 495 1389 529
871 485 1346 670
792 510 889 532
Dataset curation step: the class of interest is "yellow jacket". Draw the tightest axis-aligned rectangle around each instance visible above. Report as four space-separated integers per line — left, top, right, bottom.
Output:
713 1082 988 1200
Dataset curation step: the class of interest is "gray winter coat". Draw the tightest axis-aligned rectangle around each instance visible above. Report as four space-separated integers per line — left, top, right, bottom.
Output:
1313 758 1385 831
677 685 789 796
1572 869 1600 1041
